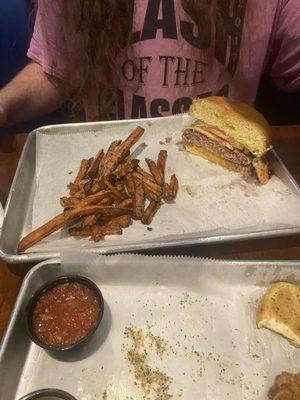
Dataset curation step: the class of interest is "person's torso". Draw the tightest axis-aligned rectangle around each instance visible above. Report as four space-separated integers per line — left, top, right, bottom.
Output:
96 0 281 120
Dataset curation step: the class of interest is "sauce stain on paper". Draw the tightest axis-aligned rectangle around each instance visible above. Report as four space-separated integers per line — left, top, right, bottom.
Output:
159 136 172 145
185 185 197 197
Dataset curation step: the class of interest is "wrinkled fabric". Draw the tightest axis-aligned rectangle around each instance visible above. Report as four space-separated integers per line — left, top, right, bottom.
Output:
28 0 300 120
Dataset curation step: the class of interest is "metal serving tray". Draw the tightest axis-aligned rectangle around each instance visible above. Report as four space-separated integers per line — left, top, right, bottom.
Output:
0 201 3 230
1 116 300 263
0 255 299 400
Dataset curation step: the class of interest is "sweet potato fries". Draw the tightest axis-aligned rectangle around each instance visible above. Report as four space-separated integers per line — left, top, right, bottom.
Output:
18 126 179 253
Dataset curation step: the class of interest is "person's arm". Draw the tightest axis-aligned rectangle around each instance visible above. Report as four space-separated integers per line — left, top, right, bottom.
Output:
0 62 63 127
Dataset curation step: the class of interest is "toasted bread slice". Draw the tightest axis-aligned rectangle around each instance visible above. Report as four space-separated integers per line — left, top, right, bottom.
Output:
257 282 300 347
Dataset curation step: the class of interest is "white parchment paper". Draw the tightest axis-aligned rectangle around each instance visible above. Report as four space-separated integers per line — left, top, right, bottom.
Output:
27 115 300 252
15 254 300 400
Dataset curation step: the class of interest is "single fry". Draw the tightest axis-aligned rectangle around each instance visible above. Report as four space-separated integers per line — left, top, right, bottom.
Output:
82 215 98 227
133 183 145 220
72 188 86 200
60 197 70 208
68 182 80 196
90 178 106 194
157 150 167 182
102 178 125 200
115 182 124 192
142 201 160 225
101 126 144 176
99 196 114 206
163 175 178 201
99 139 122 175
100 223 123 236
18 213 66 253
99 140 122 170
79 178 92 194
111 214 132 228
78 191 111 207
60 196 80 208
117 126 144 153
91 225 104 242
252 158 269 184
119 126 144 153
170 174 179 198
112 159 139 180
87 149 104 177
100 197 114 207
162 183 173 201
73 159 90 186
132 172 162 196
124 149 131 159
124 173 135 195
144 186 161 203
69 226 91 236
146 158 163 184
102 214 132 229
64 205 131 220
106 139 122 155
92 222 123 239
141 179 162 197
117 198 133 209
135 165 156 183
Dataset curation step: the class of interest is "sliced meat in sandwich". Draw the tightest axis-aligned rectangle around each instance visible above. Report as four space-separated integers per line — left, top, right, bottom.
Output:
182 96 272 184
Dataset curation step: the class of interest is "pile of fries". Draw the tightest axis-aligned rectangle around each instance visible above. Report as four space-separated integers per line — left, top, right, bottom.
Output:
18 126 178 253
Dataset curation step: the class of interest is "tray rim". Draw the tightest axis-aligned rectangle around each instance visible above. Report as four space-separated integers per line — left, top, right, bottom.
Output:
0 202 3 229
1 118 300 263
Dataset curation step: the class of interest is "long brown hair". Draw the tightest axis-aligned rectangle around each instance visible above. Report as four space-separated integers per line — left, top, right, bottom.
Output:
62 0 213 120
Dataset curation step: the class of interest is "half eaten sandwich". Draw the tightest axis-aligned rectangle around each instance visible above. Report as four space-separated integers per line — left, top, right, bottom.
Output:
182 96 272 184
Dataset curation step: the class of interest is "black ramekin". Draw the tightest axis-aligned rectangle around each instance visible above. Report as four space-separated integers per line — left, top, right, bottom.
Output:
26 275 104 352
19 388 77 399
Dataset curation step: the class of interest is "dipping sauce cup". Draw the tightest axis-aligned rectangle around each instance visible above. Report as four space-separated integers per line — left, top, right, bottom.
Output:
19 388 77 399
26 275 104 351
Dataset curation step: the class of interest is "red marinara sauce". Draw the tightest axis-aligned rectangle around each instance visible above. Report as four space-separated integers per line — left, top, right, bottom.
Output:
32 282 100 347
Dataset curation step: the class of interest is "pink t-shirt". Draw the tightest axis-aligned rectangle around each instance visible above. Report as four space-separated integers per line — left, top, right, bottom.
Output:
28 0 300 120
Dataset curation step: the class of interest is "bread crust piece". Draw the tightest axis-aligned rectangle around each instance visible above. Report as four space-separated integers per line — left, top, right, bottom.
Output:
252 157 270 184
257 282 300 347
188 96 271 157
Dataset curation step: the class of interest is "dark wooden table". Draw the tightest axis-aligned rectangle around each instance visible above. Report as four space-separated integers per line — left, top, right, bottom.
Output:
1 126 300 340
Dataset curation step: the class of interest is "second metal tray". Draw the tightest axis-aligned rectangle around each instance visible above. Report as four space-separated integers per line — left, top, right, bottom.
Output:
0 255 299 400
